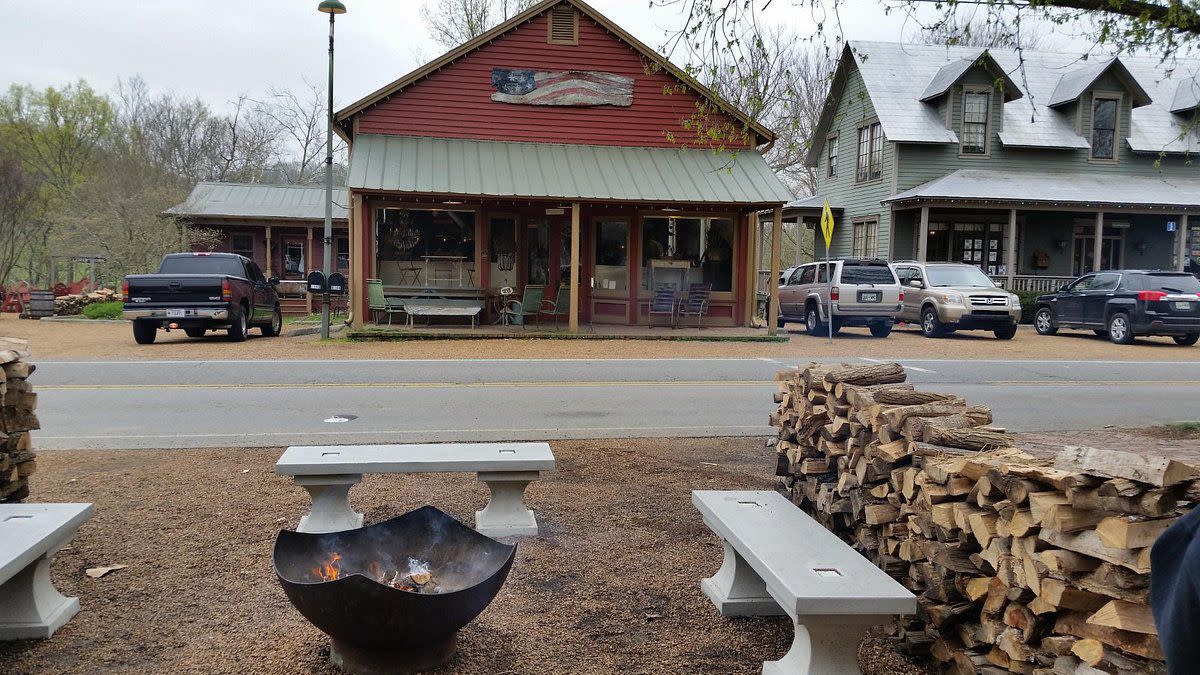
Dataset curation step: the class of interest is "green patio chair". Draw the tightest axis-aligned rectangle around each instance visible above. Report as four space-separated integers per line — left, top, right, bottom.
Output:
367 279 405 325
505 284 545 329
539 286 571 328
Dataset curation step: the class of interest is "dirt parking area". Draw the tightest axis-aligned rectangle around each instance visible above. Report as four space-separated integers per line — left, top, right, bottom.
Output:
0 438 928 675
4 313 1198 362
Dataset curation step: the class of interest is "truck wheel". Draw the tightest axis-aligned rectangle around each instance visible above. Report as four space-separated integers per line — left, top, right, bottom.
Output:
1174 333 1199 346
132 320 157 345
869 321 893 338
228 305 249 342
1107 312 1134 345
1034 307 1057 335
184 328 206 338
993 323 1018 340
921 307 945 338
261 306 283 337
805 305 822 336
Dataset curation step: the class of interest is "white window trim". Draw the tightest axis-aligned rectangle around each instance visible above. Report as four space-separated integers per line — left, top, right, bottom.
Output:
826 133 839 179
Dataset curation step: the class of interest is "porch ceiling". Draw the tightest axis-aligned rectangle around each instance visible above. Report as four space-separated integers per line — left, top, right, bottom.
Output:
346 134 792 206
885 169 1200 210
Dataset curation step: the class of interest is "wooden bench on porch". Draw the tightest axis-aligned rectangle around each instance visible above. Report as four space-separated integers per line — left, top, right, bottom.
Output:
0 503 94 640
401 299 485 327
693 490 915 674
275 442 556 537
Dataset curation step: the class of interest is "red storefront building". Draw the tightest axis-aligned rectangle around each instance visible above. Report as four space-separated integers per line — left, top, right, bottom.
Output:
337 0 791 331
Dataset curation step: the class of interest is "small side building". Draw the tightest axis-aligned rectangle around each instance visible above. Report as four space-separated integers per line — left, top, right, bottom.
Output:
165 182 350 315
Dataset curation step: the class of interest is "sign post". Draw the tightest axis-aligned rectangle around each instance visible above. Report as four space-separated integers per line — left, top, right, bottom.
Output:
820 201 835 343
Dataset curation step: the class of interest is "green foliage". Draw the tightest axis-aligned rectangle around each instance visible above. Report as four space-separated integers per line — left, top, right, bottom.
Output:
1013 290 1042 324
82 301 123 320
1165 422 1200 433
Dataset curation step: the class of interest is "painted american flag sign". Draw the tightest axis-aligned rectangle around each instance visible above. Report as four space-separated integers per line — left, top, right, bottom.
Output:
490 68 634 107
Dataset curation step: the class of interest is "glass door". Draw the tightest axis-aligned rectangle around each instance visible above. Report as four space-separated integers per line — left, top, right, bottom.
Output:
283 240 305 279
1073 237 1122 275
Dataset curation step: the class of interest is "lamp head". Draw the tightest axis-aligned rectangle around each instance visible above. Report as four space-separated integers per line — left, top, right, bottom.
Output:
317 0 346 14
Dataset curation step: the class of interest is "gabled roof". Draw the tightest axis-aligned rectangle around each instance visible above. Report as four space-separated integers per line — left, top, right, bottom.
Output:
347 134 792 205
919 50 1022 103
164 182 349 221
1047 57 1152 108
335 0 774 146
1170 74 1200 114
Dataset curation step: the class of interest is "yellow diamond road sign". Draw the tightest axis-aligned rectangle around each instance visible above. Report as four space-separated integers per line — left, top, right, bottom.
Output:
820 200 835 249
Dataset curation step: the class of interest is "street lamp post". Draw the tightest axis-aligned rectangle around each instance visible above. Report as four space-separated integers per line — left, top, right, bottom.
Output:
317 0 346 339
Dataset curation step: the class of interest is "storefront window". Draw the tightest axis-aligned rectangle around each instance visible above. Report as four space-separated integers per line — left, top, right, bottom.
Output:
489 216 517 268
594 219 628 291
376 208 475 261
641 216 734 292
336 237 350 271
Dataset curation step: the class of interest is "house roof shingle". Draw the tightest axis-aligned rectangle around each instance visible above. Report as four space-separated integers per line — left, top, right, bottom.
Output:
884 168 1200 209
165 182 349 222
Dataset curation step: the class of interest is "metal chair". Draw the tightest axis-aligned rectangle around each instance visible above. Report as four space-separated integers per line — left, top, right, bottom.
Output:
539 286 571 328
367 279 406 325
505 284 545 329
676 283 712 328
647 288 678 328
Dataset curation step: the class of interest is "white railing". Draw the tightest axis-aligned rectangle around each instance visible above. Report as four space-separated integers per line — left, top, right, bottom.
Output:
992 275 1074 293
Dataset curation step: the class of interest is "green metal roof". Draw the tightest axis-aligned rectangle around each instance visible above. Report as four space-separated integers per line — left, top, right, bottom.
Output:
346 134 792 205
165 182 349 221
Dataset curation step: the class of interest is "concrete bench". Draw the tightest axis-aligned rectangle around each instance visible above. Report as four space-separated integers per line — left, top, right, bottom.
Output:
0 503 94 640
402 300 484 328
276 442 555 537
692 490 915 675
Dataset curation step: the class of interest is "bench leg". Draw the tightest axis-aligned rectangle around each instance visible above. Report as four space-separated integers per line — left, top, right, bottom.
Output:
764 617 881 675
295 474 364 533
0 539 79 640
475 471 540 537
701 539 786 617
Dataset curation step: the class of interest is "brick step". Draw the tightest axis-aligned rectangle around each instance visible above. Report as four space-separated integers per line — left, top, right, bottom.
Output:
279 297 310 317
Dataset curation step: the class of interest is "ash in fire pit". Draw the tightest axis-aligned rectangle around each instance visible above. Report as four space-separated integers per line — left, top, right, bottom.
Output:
274 506 516 674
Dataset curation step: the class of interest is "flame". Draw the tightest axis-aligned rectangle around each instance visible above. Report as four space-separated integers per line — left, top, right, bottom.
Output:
312 552 342 581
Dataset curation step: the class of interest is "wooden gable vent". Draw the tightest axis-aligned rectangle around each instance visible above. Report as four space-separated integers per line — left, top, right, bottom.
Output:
547 4 579 45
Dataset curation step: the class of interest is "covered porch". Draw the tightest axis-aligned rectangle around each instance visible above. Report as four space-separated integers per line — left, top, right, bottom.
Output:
344 135 792 331
885 170 1200 292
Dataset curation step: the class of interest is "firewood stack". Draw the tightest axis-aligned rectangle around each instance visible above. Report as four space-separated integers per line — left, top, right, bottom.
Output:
771 362 1198 674
1 337 38 503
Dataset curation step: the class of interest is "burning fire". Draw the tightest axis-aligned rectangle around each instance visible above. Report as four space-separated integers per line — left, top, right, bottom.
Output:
312 552 343 581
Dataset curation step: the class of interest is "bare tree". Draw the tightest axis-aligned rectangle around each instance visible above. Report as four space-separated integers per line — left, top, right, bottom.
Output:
913 15 1046 48
0 150 46 283
254 80 342 185
420 0 540 49
214 94 279 183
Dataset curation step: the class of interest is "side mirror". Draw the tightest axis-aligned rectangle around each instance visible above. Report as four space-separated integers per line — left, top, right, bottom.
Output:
908 279 924 289
268 276 280 286
1058 285 1069 293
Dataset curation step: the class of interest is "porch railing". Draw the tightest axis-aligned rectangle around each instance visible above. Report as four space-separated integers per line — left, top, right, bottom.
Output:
992 275 1074 293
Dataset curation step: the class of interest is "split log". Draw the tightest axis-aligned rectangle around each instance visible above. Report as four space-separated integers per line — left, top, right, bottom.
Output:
822 362 906 387
925 426 1015 452
1086 600 1157 636
1055 446 1199 487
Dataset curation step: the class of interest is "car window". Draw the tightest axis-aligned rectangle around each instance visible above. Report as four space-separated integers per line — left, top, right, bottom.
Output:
158 255 247 277
799 266 816 285
925 265 995 287
816 263 830 284
786 268 804 285
1066 275 1095 292
1089 273 1121 292
1134 274 1200 293
839 264 897 285
893 266 914 283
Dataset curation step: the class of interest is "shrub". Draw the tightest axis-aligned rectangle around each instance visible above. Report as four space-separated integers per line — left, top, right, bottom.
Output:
83 301 123 320
1013 290 1042 324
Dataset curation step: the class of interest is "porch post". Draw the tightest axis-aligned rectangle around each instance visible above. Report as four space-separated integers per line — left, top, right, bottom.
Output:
916 207 929 262
568 202 581 333
1177 214 1190 272
265 225 273 278
743 212 757 327
306 227 315 314
767 206 783 336
1093 212 1104 272
1006 209 1017 288
350 193 365 329
794 217 805 267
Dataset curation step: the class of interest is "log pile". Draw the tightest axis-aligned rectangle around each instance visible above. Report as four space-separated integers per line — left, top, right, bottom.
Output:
53 288 118 315
771 362 1197 674
1 337 38 503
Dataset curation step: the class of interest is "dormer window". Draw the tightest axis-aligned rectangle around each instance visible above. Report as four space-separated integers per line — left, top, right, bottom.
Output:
1091 96 1119 160
961 89 990 156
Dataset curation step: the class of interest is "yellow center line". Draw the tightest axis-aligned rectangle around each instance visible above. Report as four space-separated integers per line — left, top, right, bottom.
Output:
39 380 774 391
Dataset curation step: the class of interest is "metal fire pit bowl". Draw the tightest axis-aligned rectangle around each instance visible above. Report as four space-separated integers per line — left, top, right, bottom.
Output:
273 506 516 674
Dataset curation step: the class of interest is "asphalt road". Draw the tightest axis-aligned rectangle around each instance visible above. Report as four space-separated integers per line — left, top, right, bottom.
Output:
31 357 1200 450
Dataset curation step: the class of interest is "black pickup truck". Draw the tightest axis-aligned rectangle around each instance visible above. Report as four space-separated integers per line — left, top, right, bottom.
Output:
122 253 282 344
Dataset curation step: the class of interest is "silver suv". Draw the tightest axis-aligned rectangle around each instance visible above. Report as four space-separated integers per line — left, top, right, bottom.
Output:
892 262 1020 339
777 258 903 337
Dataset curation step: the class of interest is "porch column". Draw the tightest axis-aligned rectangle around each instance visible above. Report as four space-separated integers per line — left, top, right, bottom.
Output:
306 227 315 315
767 206 783 336
265 226 273 278
916 207 930 262
1093 212 1104 272
1005 209 1017 288
568 202 581 333
743 212 757 327
350 193 365 329
794 217 805 267
1177 214 1190 272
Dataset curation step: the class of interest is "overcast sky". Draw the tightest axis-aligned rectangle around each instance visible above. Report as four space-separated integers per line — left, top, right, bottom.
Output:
0 0 1045 114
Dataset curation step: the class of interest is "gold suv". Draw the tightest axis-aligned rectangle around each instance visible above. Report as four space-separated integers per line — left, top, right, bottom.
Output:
892 262 1021 339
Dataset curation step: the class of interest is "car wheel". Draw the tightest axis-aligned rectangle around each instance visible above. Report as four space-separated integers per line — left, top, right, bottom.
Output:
228 305 249 342
805 305 822 336
921 307 945 338
261 305 283 337
1107 312 1134 345
1034 307 1058 335
993 323 1017 340
132 320 157 345
869 322 893 338
184 327 206 338
1174 333 1200 346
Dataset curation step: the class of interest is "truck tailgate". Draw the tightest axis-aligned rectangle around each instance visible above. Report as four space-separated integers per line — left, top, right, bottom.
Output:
125 275 226 305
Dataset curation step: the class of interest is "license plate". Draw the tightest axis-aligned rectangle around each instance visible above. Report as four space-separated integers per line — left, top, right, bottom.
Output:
166 309 186 318
860 292 881 303
1173 301 1193 311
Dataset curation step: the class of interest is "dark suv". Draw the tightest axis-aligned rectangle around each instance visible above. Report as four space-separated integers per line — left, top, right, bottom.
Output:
1033 270 1200 345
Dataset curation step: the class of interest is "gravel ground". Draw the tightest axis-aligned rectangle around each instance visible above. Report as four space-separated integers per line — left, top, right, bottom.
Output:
4 312 1197 361
0 438 929 675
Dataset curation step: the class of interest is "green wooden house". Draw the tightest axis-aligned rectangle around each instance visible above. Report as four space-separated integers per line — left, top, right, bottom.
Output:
793 42 1200 291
